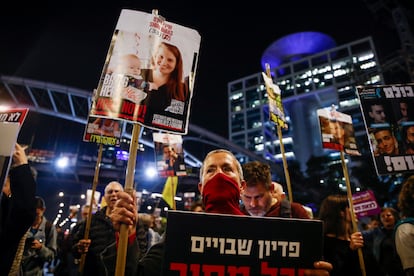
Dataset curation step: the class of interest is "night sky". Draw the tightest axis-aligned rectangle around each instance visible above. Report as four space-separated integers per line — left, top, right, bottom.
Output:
1 0 407 138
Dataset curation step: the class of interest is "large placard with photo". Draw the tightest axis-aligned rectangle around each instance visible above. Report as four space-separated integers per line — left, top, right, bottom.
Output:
89 9 201 134
357 84 414 175
317 106 360 156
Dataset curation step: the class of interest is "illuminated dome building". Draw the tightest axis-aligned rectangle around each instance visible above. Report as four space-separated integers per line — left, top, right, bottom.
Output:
261 31 337 71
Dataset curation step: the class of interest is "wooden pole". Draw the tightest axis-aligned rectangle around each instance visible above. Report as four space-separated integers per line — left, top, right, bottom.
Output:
172 176 177 210
115 123 141 276
340 151 366 276
277 124 293 203
265 63 293 202
78 143 103 275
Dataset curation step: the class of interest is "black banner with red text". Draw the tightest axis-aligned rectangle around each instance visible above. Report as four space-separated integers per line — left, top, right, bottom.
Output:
163 211 323 276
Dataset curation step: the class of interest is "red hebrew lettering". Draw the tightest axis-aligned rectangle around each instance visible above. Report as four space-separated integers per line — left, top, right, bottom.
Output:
227 266 250 276
203 264 225 276
170 263 187 276
189 264 201 276
279 268 295 276
261 261 278 276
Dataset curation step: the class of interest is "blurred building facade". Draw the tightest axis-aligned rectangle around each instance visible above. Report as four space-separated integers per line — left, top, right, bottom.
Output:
228 35 382 173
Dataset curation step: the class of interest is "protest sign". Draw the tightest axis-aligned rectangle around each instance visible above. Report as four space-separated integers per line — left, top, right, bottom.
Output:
163 210 323 275
89 9 201 134
357 84 414 174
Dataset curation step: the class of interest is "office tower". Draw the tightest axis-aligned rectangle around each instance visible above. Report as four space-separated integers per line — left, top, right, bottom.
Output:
228 33 383 172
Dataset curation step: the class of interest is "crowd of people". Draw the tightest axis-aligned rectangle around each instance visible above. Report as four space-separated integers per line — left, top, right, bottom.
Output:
1 146 413 275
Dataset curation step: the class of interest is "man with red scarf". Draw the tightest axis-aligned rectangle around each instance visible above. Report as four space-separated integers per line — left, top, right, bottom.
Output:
103 149 332 275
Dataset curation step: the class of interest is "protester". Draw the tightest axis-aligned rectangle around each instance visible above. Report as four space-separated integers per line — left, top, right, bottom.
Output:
137 213 161 249
352 207 403 276
21 196 57 276
71 181 124 275
366 215 380 230
104 149 332 275
318 194 363 276
0 143 37 275
394 175 414 275
240 161 310 218
72 181 153 275
273 180 313 218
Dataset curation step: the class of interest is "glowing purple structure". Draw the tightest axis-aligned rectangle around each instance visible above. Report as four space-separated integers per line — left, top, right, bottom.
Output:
261 31 336 71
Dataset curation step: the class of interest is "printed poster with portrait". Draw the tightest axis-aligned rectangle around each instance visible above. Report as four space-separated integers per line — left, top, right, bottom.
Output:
89 9 201 134
317 106 360 156
83 115 123 146
153 132 186 177
357 84 414 175
262 72 287 129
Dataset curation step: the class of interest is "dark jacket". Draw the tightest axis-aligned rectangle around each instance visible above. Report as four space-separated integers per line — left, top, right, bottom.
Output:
362 226 404 276
99 220 159 276
323 236 362 276
0 164 36 275
71 206 116 275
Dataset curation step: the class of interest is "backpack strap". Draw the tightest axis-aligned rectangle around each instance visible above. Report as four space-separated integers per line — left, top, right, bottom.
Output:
395 217 414 230
280 199 292 218
45 220 53 243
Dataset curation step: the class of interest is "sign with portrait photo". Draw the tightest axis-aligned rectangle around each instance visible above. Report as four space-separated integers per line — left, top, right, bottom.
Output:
317 106 360 156
89 9 201 134
153 132 186 177
83 115 123 146
357 84 414 175
262 72 287 129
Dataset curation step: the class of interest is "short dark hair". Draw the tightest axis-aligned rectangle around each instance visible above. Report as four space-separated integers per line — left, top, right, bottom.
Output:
372 127 393 136
242 161 272 189
35 196 45 209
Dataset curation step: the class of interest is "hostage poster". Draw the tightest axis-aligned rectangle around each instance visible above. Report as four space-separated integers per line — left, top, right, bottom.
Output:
89 9 201 134
153 132 186 177
317 106 360 156
83 115 123 146
163 211 323 275
262 72 287 129
356 83 414 175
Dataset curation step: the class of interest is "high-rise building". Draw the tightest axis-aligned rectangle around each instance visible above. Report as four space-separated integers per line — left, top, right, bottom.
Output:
228 33 383 173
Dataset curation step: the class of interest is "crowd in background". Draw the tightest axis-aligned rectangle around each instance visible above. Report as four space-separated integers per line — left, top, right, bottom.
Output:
1 145 413 276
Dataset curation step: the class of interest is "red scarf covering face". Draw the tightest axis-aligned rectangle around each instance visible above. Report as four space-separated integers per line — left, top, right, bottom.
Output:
202 173 244 216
